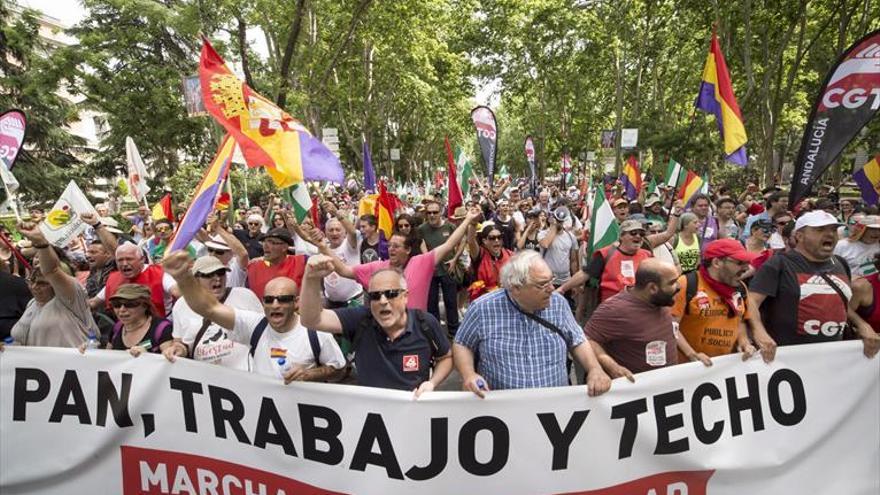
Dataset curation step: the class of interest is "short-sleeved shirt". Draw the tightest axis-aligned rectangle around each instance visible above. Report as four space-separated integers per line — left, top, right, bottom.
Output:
584 290 677 374
110 317 174 352
231 310 346 379
749 250 852 345
335 307 450 390
671 271 750 361
12 283 96 348
352 251 436 310
537 228 577 285
833 239 880 278
455 290 586 390
233 229 264 259
246 254 307 300
172 287 263 370
325 239 362 302
418 222 455 276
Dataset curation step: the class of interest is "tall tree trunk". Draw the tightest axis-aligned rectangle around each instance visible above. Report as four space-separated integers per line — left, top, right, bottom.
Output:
275 0 307 107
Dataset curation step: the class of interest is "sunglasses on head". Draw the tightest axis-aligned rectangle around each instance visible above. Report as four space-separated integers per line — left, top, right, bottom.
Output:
263 294 296 304
196 269 227 279
367 289 405 301
110 300 143 309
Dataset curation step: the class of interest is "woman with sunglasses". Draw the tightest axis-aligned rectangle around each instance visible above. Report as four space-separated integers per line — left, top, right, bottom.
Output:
10 221 97 348
106 283 174 356
465 223 513 301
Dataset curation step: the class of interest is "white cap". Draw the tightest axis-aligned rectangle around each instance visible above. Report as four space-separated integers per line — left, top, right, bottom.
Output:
794 210 841 232
204 236 231 251
859 215 880 229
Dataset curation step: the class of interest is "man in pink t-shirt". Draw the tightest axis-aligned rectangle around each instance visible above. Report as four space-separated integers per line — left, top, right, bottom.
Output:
325 207 481 310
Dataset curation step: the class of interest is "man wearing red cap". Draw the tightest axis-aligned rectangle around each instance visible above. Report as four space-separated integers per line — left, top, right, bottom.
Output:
671 239 759 365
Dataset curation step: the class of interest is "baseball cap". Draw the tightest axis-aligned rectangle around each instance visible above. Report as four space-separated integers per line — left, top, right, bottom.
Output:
204 237 231 251
259 228 294 245
794 210 842 232
110 283 151 301
859 215 880 229
645 195 661 207
620 219 645 233
191 256 229 276
611 197 628 208
703 239 759 262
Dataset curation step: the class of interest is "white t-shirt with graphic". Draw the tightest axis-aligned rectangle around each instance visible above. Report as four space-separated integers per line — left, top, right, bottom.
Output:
231 310 346 380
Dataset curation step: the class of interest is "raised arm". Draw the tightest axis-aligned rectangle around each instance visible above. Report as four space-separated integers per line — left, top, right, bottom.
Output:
209 214 250 268
163 251 236 329
17 221 80 301
431 206 481 265
81 212 119 253
299 255 344 333
647 201 682 248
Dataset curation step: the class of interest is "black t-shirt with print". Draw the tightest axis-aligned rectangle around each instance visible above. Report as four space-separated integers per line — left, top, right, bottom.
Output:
749 250 852 345
111 317 174 352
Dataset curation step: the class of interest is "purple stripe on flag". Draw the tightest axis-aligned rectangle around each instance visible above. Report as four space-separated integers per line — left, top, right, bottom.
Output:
854 169 880 205
299 131 344 184
620 175 638 201
726 146 748 166
170 184 220 252
363 141 376 193
696 81 724 134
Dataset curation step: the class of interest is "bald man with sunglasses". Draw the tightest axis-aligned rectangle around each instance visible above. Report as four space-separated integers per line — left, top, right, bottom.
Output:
300 255 453 398
163 251 345 383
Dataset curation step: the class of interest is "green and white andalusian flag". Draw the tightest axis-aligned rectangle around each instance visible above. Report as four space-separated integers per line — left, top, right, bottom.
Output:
281 182 312 223
666 159 684 188
588 186 620 256
456 146 473 197
646 177 658 197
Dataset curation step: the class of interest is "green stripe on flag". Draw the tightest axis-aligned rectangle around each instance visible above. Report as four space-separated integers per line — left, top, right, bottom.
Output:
666 159 683 188
588 186 620 256
283 182 312 223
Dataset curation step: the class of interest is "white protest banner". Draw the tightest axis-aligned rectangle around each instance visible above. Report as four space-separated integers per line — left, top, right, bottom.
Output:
38 180 98 247
1 343 878 495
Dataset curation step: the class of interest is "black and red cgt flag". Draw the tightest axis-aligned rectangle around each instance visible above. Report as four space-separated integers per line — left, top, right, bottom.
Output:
790 29 880 206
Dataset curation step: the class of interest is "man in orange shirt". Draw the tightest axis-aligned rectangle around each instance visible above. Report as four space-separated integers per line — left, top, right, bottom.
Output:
671 239 758 365
247 228 307 299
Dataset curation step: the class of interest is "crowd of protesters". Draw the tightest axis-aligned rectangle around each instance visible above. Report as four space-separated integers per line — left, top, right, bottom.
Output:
2 175 879 399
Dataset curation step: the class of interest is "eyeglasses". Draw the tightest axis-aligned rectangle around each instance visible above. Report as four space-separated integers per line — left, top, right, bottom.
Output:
262 294 296 304
367 289 406 301
528 279 555 292
426 210 440 216
196 270 227 279
486 235 502 241
156 227 171 233
110 300 143 309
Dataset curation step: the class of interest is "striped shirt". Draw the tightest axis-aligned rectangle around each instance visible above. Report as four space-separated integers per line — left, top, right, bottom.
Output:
455 290 585 389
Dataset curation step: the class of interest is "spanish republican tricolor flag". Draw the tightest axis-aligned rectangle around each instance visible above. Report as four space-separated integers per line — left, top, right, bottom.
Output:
696 32 748 166
677 170 708 205
199 38 343 188
620 155 642 200
854 154 880 205
168 135 235 252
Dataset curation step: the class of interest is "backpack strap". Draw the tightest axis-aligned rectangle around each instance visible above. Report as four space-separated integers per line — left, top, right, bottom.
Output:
249 317 270 357
684 270 699 315
189 288 232 359
111 320 124 346
307 330 321 364
413 310 440 360
151 319 172 353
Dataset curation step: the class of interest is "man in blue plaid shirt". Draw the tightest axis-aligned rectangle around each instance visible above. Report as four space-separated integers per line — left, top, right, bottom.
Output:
454 250 611 397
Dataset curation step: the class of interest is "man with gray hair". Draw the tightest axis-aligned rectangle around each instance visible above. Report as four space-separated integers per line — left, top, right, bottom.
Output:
453 250 611 397
299 254 452 397
89 242 179 317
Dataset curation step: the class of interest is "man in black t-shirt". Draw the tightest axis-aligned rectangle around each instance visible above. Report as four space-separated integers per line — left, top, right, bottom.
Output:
299 255 453 396
749 210 880 361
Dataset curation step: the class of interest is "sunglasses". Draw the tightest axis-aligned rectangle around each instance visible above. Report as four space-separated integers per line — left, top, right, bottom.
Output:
110 300 143 309
156 227 172 233
196 269 227 279
367 289 405 301
486 235 502 241
248 222 261 226
263 294 296 304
